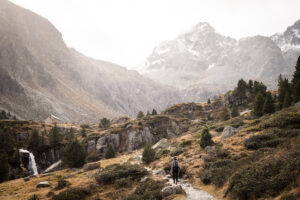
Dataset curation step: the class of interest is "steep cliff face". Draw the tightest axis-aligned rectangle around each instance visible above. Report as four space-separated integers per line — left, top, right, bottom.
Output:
0 0 181 123
85 115 186 156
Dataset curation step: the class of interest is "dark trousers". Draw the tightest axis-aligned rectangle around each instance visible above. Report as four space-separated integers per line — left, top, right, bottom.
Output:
173 170 178 183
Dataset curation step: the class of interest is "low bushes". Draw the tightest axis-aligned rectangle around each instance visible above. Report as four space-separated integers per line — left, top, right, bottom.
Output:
225 146 300 200
95 164 147 185
260 112 300 129
125 180 166 200
155 149 170 159
52 187 91 200
180 140 192 147
170 149 184 157
244 132 284 150
55 177 71 190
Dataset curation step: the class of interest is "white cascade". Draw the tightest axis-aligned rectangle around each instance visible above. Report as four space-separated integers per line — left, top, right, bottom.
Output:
19 149 38 175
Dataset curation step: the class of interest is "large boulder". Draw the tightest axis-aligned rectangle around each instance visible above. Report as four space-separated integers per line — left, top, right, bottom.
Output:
160 185 185 197
221 126 240 140
83 162 100 172
152 138 170 150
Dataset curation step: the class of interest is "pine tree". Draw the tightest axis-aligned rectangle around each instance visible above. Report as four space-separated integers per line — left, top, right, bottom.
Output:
62 139 86 168
142 143 155 164
253 92 265 116
29 129 40 152
146 111 151 116
137 111 144 119
231 104 239 118
207 98 211 104
99 118 110 128
283 92 292 108
48 125 61 148
278 76 291 109
151 109 157 115
105 145 116 159
81 128 86 137
199 127 213 149
0 152 9 183
248 80 253 93
262 92 275 114
291 56 300 102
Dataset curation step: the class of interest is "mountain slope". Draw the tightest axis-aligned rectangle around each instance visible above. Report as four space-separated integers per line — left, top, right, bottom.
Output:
0 0 181 122
142 20 299 96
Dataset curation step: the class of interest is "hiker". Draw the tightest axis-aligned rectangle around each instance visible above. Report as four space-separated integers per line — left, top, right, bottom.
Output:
170 156 180 185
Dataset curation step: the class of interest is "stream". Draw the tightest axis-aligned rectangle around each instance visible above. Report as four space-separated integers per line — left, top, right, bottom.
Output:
19 149 38 175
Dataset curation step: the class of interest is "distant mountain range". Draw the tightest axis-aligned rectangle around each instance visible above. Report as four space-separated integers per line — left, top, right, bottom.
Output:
0 0 181 123
141 20 300 100
0 0 299 122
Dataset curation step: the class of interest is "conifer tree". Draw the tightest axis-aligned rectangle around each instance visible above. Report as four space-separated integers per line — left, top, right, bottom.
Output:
248 80 253 93
48 124 61 148
62 139 86 168
0 152 9 183
262 92 275 114
146 111 150 116
199 127 213 149
151 109 157 115
142 143 155 164
231 104 239 118
253 92 265 116
81 128 86 137
29 129 40 152
207 98 211 104
283 92 292 108
291 56 300 102
99 118 110 128
105 145 116 159
137 111 144 119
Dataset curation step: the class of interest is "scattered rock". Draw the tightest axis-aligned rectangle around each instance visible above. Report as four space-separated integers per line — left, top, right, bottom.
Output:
141 177 149 182
204 146 216 154
160 185 185 197
70 168 79 172
23 177 30 182
221 126 240 140
40 173 53 177
36 181 51 188
152 138 171 150
64 175 74 179
153 169 166 176
83 162 100 171
295 101 300 107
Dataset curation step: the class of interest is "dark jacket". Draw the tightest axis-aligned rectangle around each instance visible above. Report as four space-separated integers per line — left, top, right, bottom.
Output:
170 160 180 174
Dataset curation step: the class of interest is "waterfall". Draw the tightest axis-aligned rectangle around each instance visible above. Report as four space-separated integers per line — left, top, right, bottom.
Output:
19 149 38 175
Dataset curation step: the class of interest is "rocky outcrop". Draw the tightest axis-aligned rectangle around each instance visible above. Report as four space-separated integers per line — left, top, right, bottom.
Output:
221 126 240 140
83 162 100 172
36 181 50 188
152 138 171 150
160 185 185 197
86 116 184 157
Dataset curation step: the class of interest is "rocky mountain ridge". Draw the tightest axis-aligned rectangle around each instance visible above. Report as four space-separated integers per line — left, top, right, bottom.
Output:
0 0 182 123
142 20 300 99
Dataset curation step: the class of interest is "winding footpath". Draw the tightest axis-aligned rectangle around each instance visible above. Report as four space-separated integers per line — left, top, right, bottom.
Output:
132 151 216 200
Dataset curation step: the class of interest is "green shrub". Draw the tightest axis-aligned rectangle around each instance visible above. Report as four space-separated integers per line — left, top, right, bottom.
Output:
180 140 192 147
80 124 90 129
170 149 184 157
28 194 40 200
260 112 300 129
55 177 71 190
62 139 86 168
244 133 284 150
95 164 147 185
52 187 91 200
225 147 300 200
114 178 132 188
199 127 213 148
105 145 116 159
125 180 165 200
155 149 170 159
99 118 110 128
0 152 9 183
142 143 156 164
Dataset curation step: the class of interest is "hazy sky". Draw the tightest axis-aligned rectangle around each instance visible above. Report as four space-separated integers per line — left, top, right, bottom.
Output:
9 0 300 69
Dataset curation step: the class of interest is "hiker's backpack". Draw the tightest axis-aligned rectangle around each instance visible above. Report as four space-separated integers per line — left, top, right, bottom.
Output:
173 161 179 171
